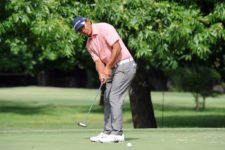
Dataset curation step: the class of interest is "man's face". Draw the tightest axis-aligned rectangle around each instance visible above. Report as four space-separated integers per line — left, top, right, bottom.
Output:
79 20 92 37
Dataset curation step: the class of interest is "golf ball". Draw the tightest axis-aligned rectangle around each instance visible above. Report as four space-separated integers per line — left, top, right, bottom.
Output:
127 142 132 147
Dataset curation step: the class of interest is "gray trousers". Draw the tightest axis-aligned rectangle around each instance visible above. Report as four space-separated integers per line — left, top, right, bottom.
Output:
103 61 136 135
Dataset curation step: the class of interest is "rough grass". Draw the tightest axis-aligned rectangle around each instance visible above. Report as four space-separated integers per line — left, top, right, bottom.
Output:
0 86 224 130
0 86 225 150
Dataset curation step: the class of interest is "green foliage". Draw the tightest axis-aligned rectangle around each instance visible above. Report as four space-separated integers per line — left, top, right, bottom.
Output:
0 0 224 78
168 65 222 103
92 0 224 71
170 66 221 91
0 0 89 74
167 65 223 110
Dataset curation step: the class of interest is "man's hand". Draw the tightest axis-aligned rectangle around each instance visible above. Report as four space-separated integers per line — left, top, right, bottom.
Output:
104 66 112 80
99 66 112 84
95 60 107 84
99 73 107 84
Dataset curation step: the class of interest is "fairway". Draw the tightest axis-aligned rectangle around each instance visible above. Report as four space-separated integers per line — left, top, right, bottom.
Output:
0 128 225 150
0 87 225 150
0 86 224 129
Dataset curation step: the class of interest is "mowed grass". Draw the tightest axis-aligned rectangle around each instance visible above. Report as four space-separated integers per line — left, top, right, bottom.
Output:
0 86 224 129
0 129 225 150
0 86 225 150
151 92 225 127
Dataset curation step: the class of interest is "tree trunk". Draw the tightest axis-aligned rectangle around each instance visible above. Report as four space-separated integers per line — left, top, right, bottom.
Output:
202 96 206 110
195 94 199 111
37 70 48 86
128 61 157 128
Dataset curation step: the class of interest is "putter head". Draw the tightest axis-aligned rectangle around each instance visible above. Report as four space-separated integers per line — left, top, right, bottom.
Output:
77 122 87 127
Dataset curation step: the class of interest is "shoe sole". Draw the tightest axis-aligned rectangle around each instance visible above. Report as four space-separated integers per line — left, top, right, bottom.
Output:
90 140 101 142
100 140 125 143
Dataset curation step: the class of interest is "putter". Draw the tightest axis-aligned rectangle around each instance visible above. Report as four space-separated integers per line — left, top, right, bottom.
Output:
77 83 104 127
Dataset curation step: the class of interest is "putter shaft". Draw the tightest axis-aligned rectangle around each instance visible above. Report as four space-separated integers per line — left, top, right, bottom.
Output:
77 83 103 127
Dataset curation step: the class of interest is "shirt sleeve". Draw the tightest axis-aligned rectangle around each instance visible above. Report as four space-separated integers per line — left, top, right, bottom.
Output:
103 24 120 47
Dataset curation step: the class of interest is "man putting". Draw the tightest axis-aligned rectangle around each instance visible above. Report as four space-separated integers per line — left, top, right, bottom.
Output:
72 16 136 143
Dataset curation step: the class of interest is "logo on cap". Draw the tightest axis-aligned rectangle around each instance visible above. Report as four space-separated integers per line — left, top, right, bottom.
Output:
72 16 86 31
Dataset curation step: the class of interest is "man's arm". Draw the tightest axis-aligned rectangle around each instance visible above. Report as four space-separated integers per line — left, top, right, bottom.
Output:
95 59 106 83
106 41 121 69
95 41 121 83
104 41 121 77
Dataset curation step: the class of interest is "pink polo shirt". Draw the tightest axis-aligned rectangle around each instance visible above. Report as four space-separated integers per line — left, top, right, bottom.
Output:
86 23 132 65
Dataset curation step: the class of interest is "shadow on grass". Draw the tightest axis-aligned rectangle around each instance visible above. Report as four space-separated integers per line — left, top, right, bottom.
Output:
126 138 140 141
153 103 225 112
153 103 225 127
157 115 225 128
0 101 47 115
0 100 97 115
0 101 224 127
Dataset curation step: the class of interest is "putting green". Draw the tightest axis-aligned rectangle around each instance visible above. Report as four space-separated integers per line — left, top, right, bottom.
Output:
0 128 224 150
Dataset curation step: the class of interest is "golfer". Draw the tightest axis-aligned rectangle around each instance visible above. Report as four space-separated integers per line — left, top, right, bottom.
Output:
72 16 136 143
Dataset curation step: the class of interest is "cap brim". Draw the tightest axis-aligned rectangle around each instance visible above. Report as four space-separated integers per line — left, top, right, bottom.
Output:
74 19 86 31
76 23 85 31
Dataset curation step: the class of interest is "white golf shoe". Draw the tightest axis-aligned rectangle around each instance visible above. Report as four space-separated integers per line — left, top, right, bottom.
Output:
99 134 125 143
90 132 109 142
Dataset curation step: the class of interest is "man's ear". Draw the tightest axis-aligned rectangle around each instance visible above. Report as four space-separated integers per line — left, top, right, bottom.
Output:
86 19 92 24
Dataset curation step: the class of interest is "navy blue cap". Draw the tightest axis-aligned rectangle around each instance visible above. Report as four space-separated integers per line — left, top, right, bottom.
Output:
72 16 86 31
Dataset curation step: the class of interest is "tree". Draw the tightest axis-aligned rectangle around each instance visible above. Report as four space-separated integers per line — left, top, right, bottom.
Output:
168 65 222 111
93 0 225 127
0 0 88 75
169 0 225 81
